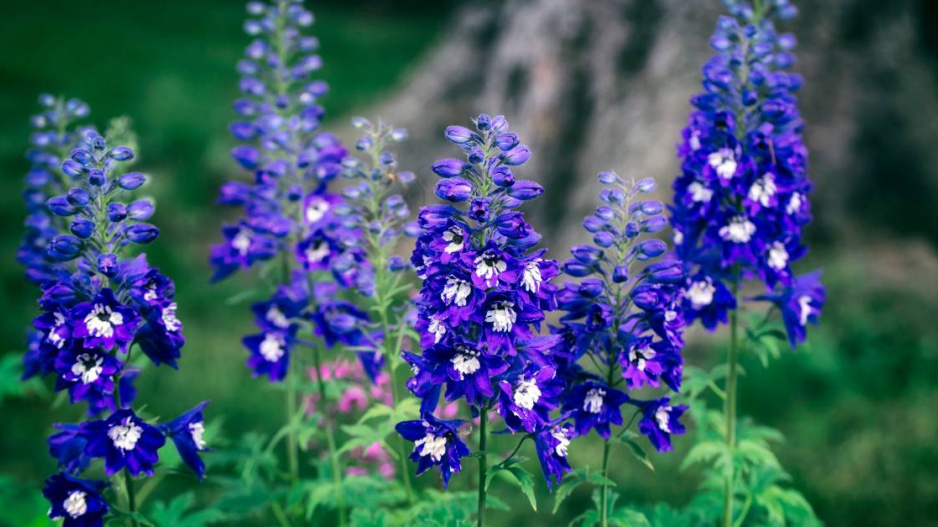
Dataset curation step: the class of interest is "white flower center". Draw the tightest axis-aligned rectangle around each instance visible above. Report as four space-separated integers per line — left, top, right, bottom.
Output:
628 347 656 371
441 276 471 307
521 260 543 293
64 491 88 518
708 148 737 180
655 405 672 433
414 432 447 462
162 302 181 332
259 333 285 362
673 230 684 246
687 280 716 309
305 198 330 223
428 316 447 344
583 388 605 414
719 216 756 243
232 230 252 255
786 192 803 215
798 295 813 326
108 417 143 451
688 181 714 203
512 377 542 410
551 426 571 457
71 353 104 384
485 301 516 333
190 421 207 450
84 303 124 339
266 306 290 329
689 132 701 151
767 242 789 271
474 251 507 283
748 175 777 207
144 284 159 302
442 227 465 254
450 346 481 379
305 240 330 263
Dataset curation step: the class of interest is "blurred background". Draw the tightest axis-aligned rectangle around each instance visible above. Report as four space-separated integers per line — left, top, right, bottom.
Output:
1 0 937 525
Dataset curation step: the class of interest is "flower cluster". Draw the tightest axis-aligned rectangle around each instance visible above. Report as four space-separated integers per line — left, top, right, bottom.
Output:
16 101 208 525
554 174 688 453
212 0 368 383
669 0 824 345
397 114 566 488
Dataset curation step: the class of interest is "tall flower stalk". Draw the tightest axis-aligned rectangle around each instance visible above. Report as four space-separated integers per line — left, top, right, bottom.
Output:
553 173 687 526
397 115 567 526
20 97 207 527
670 1 825 525
210 1 363 524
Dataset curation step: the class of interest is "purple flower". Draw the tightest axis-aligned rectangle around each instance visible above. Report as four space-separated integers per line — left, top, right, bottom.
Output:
534 422 575 490
161 401 210 481
70 289 141 352
82 409 166 477
53 346 120 410
497 366 563 432
563 381 629 439
637 398 687 453
244 330 293 382
210 222 278 281
396 413 470 488
762 270 825 349
48 424 90 474
135 301 184 368
43 472 109 527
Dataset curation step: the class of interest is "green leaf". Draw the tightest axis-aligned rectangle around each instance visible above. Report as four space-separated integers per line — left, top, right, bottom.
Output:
680 441 730 472
148 492 227 527
505 466 538 511
614 430 655 472
552 475 584 514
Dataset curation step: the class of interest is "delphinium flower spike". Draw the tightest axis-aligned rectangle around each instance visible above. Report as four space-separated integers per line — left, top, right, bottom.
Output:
397 114 562 525
211 1 363 524
17 99 208 525
335 117 421 503
553 173 687 525
669 1 824 525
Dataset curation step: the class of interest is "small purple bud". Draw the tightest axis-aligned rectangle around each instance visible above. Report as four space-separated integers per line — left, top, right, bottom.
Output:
495 133 519 151
231 145 260 170
502 145 531 166
67 189 91 207
127 201 154 221
563 261 593 277
580 279 605 298
640 201 664 215
435 178 473 203
507 180 543 200
108 147 134 161
48 235 82 261
69 218 95 239
572 245 602 264
491 166 514 187
495 212 530 239
470 198 490 222
47 196 78 216
598 171 619 185
125 224 160 244
230 121 256 141
107 203 128 222
118 172 146 190
600 188 625 204
388 256 407 272
583 216 605 233
632 290 660 310
61 160 83 178
636 239 667 260
625 221 640 238
445 126 474 144
633 177 657 194
218 181 250 205
97 253 119 278
475 114 492 131
595 206 616 221
468 148 484 164
71 149 93 165
491 115 509 132
612 265 629 283
593 231 615 248
431 158 466 178
641 216 667 233
88 169 106 187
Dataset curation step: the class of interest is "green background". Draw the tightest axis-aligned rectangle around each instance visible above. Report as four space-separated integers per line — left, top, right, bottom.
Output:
1 1 936 526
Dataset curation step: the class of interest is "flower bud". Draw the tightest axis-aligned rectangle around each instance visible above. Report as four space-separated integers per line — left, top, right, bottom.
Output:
563 261 593 277
435 178 472 203
67 188 91 207
108 203 128 222
572 245 602 264
125 223 160 244
502 145 531 166
593 231 614 248
598 171 619 185
70 218 95 239
495 133 519 151
431 158 466 178
61 160 84 177
88 169 106 187
580 279 605 298
582 216 605 233
636 239 667 261
612 265 629 283
444 126 474 144
71 148 93 165
507 180 543 200
641 216 668 233
47 196 78 216
475 114 492 131
118 172 146 190
470 198 490 222
47 235 82 261
633 177 657 194
108 146 134 161
491 166 514 187
97 253 119 278
231 145 260 170
128 200 155 221
495 212 530 239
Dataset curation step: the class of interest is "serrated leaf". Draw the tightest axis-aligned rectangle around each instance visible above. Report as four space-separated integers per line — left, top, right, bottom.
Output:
680 441 730 472
553 476 584 514
505 466 537 511
614 430 654 472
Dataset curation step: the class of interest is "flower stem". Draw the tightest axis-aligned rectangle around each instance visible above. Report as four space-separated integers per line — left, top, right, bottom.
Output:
722 276 741 527
311 342 346 527
477 407 488 527
124 471 138 527
600 438 612 527
388 358 416 506
286 360 299 488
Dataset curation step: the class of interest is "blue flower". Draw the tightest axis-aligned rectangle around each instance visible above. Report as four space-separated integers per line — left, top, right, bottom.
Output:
81 409 166 477
43 472 109 527
161 401 210 481
497 365 563 433
534 421 575 490
637 398 687 453
48 424 90 474
53 346 120 412
244 329 294 382
396 413 470 488
563 381 629 439
70 289 141 353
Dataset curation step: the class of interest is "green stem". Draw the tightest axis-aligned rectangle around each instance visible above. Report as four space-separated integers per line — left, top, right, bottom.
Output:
600 438 612 527
311 342 346 527
388 358 416 506
722 275 741 527
124 471 137 527
477 409 488 527
286 360 299 487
